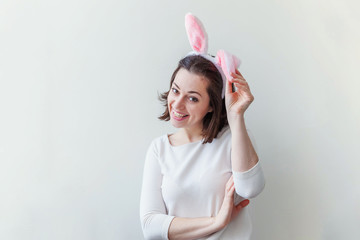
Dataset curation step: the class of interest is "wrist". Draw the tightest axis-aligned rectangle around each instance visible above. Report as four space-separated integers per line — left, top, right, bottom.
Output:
227 113 245 128
212 216 226 232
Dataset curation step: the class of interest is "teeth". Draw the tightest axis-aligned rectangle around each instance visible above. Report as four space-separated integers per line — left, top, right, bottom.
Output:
174 111 187 118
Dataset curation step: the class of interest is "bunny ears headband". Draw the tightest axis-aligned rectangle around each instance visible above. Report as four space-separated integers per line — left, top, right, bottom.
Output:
184 13 241 98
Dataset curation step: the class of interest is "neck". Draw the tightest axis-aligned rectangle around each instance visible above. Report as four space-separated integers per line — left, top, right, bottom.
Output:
178 126 204 143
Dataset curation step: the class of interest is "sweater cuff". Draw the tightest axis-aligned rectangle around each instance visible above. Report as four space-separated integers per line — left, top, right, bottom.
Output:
163 215 175 240
233 161 262 179
232 161 265 199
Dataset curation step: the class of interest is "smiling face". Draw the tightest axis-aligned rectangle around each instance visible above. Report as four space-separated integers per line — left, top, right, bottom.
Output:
167 68 213 131
159 55 227 143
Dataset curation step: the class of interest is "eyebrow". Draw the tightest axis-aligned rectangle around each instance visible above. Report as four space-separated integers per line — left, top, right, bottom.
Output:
173 82 202 97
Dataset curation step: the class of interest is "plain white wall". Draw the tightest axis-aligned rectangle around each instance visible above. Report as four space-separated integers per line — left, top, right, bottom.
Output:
1 0 359 239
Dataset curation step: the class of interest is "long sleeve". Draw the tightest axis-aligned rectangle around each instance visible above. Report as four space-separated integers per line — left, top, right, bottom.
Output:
233 162 265 199
232 129 265 199
140 140 175 240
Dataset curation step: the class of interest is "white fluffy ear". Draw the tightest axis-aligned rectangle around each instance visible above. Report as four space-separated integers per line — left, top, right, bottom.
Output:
185 13 208 54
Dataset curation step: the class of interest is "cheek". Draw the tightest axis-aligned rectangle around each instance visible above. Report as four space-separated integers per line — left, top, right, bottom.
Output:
167 96 176 111
188 105 205 117
200 102 211 114
167 95 173 105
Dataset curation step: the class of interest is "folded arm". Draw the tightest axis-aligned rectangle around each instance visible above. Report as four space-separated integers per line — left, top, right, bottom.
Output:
140 141 219 239
140 141 248 240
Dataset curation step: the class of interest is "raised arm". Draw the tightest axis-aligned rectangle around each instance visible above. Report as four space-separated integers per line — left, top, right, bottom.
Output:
225 69 265 198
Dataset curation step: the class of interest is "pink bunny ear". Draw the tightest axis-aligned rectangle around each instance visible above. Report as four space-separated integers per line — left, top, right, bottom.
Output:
185 13 208 54
216 50 241 81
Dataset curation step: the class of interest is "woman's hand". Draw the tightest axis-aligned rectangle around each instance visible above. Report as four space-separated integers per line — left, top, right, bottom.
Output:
214 176 250 230
225 69 254 120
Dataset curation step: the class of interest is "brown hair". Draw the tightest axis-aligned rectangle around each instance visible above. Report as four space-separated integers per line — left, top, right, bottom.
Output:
158 55 228 143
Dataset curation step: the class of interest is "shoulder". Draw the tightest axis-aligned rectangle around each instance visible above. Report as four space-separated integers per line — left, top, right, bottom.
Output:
205 125 231 147
147 133 169 155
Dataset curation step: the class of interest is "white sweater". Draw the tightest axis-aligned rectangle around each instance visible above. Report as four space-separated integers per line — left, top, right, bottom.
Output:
140 126 265 240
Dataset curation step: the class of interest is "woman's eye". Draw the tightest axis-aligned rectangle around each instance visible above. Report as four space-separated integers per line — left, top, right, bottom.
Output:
189 97 198 102
171 88 178 94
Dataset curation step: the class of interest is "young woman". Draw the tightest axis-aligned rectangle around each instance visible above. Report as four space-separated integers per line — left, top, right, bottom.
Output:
140 14 265 240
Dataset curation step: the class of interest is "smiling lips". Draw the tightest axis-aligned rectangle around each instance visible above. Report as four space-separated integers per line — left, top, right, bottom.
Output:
172 110 189 120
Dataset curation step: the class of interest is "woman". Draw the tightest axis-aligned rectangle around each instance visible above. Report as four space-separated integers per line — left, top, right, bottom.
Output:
140 14 265 240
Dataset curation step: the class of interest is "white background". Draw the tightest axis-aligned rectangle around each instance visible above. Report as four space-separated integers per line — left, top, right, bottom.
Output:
1 0 359 239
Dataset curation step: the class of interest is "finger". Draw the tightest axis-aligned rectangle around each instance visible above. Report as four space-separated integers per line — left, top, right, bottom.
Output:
239 199 250 208
233 82 249 89
226 179 234 193
230 72 245 81
229 78 248 90
226 175 234 188
233 83 250 92
227 185 235 198
230 76 247 83
235 69 245 79
229 80 249 94
234 200 249 212
226 175 233 186
231 80 249 88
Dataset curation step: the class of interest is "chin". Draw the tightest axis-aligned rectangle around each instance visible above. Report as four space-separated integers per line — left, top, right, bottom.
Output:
170 119 184 128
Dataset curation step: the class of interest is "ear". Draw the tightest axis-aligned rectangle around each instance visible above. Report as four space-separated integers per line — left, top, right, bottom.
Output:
208 106 213 113
216 50 241 80
185 13 208 54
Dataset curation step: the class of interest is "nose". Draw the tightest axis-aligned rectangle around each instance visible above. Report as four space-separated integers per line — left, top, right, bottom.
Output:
172 95 186 110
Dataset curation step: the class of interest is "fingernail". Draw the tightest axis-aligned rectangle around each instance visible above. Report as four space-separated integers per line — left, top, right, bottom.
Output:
240 199 250 207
